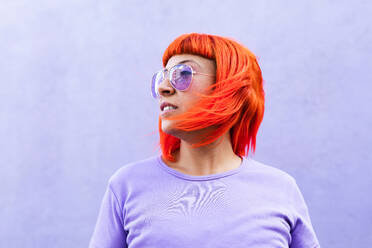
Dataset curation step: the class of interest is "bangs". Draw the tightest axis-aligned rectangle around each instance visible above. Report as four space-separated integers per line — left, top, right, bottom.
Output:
162 33 216 67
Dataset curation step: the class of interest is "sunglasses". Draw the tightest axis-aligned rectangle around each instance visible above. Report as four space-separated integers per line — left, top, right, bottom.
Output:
151 63 214 99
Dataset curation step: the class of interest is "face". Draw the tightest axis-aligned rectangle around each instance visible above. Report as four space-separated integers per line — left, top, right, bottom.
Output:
157 54 216 137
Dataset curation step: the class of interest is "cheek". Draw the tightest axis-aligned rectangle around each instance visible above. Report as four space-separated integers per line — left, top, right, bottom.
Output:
191 78 214 95
178 94 198 111
186 86 210 104
177 79 214 110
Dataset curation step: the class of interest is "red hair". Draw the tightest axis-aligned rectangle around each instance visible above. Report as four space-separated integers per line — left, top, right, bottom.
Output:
158 33 265 162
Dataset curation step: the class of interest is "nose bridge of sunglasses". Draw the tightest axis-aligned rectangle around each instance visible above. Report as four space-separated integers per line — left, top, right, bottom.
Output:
157 69 173 89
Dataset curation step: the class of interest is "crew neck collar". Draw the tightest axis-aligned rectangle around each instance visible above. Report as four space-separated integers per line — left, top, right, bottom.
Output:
156 154 250 181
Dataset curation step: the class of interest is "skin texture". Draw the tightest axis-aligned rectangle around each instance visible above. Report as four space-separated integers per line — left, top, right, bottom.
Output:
157 54 242 176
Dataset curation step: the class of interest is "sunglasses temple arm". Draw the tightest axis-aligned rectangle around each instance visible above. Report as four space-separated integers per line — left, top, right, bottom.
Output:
194 72 215 77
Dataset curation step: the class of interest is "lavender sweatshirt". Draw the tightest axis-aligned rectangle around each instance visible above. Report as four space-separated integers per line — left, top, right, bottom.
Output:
89 155 320 248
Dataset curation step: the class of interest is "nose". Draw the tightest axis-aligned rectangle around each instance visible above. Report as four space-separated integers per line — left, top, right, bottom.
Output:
157 76 175 98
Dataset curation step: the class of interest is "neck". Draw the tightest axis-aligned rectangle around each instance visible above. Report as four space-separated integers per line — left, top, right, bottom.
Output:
167 131 242 176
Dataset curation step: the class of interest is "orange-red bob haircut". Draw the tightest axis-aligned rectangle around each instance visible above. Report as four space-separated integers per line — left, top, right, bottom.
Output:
159 33 265 162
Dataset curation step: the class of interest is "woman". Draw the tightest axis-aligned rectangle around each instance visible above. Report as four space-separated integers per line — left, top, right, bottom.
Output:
89 33 320 247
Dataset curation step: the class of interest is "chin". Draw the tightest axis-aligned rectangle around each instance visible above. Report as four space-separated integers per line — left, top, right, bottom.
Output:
161 120 181 137
161 119 172 133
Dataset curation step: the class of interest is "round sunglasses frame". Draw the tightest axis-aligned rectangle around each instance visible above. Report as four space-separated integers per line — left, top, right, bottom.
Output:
151 63 214 99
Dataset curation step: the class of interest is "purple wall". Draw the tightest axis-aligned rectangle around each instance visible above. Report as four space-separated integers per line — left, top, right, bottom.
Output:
1 0 371 247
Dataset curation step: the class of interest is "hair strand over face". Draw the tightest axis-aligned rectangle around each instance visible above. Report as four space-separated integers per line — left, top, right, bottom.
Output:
158 33 265 162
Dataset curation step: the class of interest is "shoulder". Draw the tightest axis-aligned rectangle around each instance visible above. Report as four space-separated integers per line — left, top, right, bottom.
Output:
107 155 160 189
246 158 297 187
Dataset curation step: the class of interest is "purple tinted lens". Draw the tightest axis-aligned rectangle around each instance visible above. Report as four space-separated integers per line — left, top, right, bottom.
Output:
170 64 192 91
151 71 163 98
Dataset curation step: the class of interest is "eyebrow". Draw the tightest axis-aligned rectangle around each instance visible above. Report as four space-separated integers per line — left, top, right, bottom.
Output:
166 59 201 70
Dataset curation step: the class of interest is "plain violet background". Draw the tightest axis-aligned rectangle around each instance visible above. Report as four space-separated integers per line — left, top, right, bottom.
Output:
0 0 371 247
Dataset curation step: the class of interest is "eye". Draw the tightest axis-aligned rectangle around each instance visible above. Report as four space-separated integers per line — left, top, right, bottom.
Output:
175 65 192 80
180 69 192 77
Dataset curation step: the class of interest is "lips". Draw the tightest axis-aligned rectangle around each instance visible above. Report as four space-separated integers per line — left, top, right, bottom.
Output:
160 102 178 111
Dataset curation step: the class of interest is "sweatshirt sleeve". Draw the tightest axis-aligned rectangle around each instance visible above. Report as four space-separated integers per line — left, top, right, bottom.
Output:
89 180 128 248
289 178 320 248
